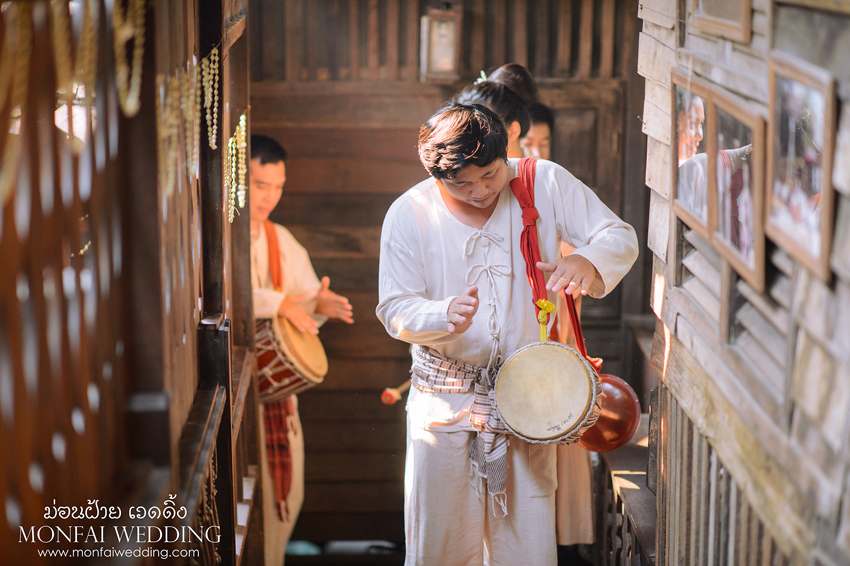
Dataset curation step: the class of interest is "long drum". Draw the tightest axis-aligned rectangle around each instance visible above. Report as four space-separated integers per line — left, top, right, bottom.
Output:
255 317 328 404
495 341 601 444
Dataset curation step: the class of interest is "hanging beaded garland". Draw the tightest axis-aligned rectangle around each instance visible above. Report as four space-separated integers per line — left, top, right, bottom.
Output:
0 5 33 206
113 0 146 117
50 0 99 152
156 75 181 197
201 47 219 150
181 63 201 179
236 114 247 208
226 114 248 223
226 134 237 223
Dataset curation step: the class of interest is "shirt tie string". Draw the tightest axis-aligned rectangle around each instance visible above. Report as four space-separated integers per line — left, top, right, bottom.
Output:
462 229 510 370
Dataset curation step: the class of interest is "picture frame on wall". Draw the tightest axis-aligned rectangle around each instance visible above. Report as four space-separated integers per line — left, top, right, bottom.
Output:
690 0 752 43
419 7 463 84
766 51 836 283
671 69 714 240
707 87 767 292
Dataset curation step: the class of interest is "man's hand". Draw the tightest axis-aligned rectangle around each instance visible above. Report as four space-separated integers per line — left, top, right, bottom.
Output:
447 286 479 334
316 277 354 324
277 292 320 335
536 255 598 299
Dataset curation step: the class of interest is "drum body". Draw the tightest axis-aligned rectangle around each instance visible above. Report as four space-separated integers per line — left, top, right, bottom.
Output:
577 373 641 453
495 341 601 444
254 317 328 403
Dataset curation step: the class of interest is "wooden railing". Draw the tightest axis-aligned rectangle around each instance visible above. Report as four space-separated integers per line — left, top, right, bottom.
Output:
595 417 657 566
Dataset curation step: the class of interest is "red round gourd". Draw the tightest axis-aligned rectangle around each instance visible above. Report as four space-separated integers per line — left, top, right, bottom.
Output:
578 373 641 453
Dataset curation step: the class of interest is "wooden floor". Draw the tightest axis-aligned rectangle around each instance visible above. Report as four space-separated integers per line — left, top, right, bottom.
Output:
285 543 594 565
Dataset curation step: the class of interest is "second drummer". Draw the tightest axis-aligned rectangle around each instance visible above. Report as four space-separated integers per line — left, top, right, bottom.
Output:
375 103 638 566
249 135 353 566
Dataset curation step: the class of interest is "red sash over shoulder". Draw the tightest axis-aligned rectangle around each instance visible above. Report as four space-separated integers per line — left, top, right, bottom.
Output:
508 158 596 367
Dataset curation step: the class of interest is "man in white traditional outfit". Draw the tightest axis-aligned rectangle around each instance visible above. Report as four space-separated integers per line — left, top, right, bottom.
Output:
249 135 353 566
376 104 638 566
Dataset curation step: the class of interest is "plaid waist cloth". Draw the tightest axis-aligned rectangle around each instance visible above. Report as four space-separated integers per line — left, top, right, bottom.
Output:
410 345 512 515
264 396 296 522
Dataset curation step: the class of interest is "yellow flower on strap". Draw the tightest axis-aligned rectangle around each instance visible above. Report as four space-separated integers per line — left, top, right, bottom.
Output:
536 299 556 341
536 299 555 323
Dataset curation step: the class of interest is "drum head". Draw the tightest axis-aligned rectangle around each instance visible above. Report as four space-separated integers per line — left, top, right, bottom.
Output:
495 342 595 441
273 316 328 382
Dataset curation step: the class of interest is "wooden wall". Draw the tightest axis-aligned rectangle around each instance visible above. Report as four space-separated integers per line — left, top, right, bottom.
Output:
0 0 263 563
640 0 850 563
250 0 649 544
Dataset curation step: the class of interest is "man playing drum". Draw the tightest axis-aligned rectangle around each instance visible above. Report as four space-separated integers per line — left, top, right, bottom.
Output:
376 104 638 566
249 135 353 565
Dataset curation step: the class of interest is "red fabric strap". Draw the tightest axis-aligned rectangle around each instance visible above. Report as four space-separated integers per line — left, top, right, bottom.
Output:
264 219 283 292
509 158 590 361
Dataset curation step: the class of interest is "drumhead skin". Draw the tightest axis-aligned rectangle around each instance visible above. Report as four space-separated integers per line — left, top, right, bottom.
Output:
273 316 328 382
495 342 595 441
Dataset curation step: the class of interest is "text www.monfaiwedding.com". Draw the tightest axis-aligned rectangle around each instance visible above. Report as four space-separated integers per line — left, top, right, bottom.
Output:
37 547 199 560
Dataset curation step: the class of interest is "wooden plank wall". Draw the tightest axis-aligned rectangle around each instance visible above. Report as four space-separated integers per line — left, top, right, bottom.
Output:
249 0 634 84
249 0 648 543
640 0 850 563
0 0 265 563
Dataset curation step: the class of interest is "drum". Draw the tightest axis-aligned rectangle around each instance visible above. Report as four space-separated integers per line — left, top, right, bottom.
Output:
577 373 641 453
495 341 601 444
254 317 328 403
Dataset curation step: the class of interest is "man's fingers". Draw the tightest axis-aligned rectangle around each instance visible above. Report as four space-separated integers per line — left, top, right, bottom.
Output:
292 291 312 303
320 276 331 291
452 303 475 314
580 275 593 295
294 318 319 335
536 261 557 272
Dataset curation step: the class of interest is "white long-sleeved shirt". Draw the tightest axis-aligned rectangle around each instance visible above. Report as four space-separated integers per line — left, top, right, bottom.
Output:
251 222 325 323
376 158 638 431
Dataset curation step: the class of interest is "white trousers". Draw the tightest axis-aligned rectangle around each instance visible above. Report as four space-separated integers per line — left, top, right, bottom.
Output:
404 419 558 566
259 399 305 566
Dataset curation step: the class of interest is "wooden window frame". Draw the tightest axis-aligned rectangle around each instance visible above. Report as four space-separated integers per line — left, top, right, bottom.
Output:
706 86 767 293
765 51 836 284
690 0 753 44
671 69 714 241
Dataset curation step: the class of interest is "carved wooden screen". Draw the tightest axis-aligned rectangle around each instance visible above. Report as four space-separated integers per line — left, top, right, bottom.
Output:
0 0 261 564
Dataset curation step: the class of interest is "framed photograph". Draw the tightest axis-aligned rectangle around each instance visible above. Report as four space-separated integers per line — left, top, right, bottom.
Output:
707 87 767 292
690 0 752 43
671 69 713 240
766 51 836 282
419 8 463 84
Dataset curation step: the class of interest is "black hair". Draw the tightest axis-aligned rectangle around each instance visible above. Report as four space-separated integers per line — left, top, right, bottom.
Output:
453 63 538 138
250 134 288 164
418 103 508 181
528 102 554 133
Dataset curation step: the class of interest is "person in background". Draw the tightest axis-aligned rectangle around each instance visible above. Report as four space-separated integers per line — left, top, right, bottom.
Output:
454 63 538 159
521 102 554 160
249 135 354 565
